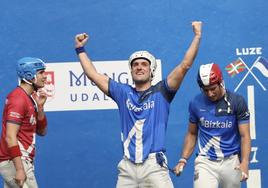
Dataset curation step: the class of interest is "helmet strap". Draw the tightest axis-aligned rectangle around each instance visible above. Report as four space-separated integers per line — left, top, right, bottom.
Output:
21 78 38 91
22 78 33 85
150 72 154 80
219 81 231 114
223 92 231 114
220 80 225 90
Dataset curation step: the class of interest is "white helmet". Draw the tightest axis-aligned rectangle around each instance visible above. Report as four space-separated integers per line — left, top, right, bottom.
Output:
128 50 157 78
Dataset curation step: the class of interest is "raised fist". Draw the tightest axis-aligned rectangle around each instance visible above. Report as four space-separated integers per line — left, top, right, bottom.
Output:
75 33 89 48
192 21 202 38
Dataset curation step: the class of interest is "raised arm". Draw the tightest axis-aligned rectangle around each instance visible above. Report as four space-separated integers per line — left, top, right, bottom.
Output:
75 33 109 95
167 21 202 90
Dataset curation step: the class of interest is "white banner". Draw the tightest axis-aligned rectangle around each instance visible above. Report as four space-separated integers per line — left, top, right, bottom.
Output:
43 60 162 111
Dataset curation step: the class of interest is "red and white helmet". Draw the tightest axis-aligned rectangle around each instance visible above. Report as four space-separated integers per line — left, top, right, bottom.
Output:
197 63 223 87
128 51 157 78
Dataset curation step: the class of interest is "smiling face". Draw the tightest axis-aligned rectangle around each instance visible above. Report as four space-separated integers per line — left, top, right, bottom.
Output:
131 58 152 86
32 69 47 88
202 83 225 102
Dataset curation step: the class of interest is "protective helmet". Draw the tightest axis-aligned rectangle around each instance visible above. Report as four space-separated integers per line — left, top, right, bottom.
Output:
197 63 223 87
128 51 157 78
17 57 46 80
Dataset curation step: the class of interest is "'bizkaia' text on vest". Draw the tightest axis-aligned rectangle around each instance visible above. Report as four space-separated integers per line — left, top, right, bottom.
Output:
200 117 233 128
126 99 155 112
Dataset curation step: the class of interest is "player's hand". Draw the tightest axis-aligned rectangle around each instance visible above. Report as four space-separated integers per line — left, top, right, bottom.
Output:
173 161 186 176
14 169 26 187
235 162 249 182
192 21 202 38
75 33 89 48
35 89 48 109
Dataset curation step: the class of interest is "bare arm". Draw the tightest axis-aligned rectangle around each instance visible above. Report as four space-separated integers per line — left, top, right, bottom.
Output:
173 122 198 176
35 90 48 136
6 123 26 187
75 33 109 95
36 107 47 136
167 21 202 90
180 122 198 158
238 123 251 181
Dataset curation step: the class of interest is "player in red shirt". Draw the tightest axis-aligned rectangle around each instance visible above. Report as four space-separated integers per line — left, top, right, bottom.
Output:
0 57 48 188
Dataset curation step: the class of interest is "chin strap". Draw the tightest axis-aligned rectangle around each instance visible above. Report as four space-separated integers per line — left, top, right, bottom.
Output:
220 81 231 114
21 78 32 85
223 91 232 114
20 77 39 91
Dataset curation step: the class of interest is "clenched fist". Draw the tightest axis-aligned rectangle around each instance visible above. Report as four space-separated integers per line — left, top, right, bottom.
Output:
192 21 202 38
75 33 89 48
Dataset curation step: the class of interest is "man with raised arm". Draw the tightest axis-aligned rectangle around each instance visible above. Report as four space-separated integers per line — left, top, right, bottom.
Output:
75 21 202 188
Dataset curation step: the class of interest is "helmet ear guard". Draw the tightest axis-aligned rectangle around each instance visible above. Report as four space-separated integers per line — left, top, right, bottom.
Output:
24 72 34 80
197 63 223 87
17 57 46 81
128 51 157 78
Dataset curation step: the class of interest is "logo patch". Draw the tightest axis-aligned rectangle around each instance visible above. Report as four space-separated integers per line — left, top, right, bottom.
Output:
9 111 22 119
44 71 55 102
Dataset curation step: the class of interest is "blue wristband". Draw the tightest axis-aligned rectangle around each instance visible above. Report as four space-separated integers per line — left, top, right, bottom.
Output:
75 47 86 55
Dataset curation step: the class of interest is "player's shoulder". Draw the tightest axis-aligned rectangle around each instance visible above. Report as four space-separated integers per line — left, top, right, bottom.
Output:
226 90 241 97
7 87 28 104
151 80 166 91
8 87 24 98
191 93 205 103
110 79 133 91
226 90 246 103
188 93 207 111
